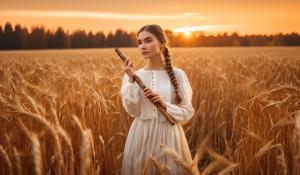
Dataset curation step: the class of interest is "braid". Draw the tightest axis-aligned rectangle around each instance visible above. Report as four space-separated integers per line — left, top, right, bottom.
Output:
163 46 182 104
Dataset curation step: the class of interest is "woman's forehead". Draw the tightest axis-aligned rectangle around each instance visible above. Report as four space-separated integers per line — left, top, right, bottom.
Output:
137 31 155 40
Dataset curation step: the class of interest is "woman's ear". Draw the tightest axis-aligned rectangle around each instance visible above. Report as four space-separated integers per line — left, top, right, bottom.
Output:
159 44 164 51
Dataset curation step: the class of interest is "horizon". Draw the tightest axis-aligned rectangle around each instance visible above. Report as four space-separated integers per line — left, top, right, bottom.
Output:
1 21 299 37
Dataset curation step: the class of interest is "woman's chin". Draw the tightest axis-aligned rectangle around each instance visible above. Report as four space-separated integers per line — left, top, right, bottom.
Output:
142 55 150 59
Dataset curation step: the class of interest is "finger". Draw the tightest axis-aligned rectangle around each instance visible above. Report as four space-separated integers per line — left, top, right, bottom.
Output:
151 98 160 104
145 93 153 98
125 61 129 68
153 99 161 103
145 91 151 97
144 88 151 94
146 88 152 93
150 96 159 102
129 62 133 67
127 63 133 69
126 61 131 68
144 89 153 96
151 92 158 96
144 90 150 95
126 59 131 67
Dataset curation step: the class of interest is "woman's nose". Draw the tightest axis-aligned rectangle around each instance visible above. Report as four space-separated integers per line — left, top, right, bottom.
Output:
140 42 147 49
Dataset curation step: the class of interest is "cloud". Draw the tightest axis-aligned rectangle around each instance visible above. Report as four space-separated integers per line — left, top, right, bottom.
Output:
172 24 248 32
0 10 205 20
180 12 202 17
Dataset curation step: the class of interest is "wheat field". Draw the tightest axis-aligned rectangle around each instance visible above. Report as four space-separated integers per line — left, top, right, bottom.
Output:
0 47 300 175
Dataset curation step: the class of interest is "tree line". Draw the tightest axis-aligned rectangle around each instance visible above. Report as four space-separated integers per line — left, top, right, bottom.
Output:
0 22 300 50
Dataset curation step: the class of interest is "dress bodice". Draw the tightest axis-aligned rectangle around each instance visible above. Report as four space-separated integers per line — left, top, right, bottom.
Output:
120 66 195 125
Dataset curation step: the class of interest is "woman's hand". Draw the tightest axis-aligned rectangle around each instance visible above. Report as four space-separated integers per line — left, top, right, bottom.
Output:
123 59 135 82
143 88 167 110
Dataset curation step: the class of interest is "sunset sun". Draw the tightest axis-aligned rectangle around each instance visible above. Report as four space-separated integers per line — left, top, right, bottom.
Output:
172 26 198 37
184 31 192 37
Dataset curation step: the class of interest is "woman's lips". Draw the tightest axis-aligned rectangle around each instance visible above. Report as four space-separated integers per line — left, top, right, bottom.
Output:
142 52 149 55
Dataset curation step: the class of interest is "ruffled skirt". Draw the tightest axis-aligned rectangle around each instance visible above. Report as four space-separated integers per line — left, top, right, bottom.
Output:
121 117 194 175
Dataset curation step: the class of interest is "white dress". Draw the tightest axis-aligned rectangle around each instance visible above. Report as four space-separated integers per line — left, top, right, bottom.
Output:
120 67 197 175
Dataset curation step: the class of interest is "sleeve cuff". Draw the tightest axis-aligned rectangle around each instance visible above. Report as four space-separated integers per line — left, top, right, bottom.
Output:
165 101 194 124
165 101 181 117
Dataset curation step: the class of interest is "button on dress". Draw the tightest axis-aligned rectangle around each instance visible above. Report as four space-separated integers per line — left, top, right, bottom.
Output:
120 67 196 175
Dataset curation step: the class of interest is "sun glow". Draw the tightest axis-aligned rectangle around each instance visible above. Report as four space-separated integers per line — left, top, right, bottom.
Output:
172 25 247 37
184 31 192 37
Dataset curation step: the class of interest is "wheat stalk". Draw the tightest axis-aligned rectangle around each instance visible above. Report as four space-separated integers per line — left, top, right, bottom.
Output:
13 147 23 175
0 145 13 175
80 129 92 175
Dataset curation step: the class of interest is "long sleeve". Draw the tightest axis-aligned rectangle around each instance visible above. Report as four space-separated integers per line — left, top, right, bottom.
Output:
120 73 141 118
165 69 195 125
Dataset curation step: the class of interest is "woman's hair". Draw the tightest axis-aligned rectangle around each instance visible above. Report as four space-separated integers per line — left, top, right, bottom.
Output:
137 24 182 104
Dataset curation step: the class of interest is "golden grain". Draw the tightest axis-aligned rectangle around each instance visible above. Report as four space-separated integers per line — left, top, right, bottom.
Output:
0 48 299 175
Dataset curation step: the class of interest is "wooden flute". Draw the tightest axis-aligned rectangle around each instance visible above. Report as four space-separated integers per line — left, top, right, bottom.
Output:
115 48 178 125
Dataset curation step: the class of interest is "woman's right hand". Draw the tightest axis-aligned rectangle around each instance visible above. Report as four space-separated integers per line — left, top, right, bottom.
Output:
123 59 135 81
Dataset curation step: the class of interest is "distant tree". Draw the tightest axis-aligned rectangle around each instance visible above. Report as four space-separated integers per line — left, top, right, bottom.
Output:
87 31 96 48
129 31 138 47
14 24 30 49
0 26 3 49
3 22 14 49
94 31 106 47
114 29 131 47
45 29 54 48
106 31 115 47
284 32 300 46
240 35 250 46
71 30 88 48
53 27 68 48
230 32 240 46
271 33 286 46
0 22 299 50
29 26 47 49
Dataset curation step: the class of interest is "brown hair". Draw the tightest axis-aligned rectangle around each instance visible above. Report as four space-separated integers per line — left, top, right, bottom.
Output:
137 24 182 104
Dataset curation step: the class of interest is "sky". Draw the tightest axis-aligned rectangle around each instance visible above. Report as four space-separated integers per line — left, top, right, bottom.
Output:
0 0 300 35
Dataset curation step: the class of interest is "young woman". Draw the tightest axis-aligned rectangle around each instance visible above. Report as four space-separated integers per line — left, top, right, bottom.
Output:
120 24 198 175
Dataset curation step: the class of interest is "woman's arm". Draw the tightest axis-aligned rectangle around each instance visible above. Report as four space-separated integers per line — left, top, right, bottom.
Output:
120 73 141 118
165 69 195 124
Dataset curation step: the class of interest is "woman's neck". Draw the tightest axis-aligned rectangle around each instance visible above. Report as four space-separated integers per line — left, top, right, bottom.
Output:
145 54 165 70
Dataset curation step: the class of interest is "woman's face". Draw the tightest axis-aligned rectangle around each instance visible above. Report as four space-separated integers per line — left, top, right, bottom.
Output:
137 30 162 59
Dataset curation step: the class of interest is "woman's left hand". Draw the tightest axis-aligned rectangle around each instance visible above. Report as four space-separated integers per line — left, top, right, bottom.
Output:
143 88 167 110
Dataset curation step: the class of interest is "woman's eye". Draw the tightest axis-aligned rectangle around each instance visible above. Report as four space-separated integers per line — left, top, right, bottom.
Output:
137 39 151 45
